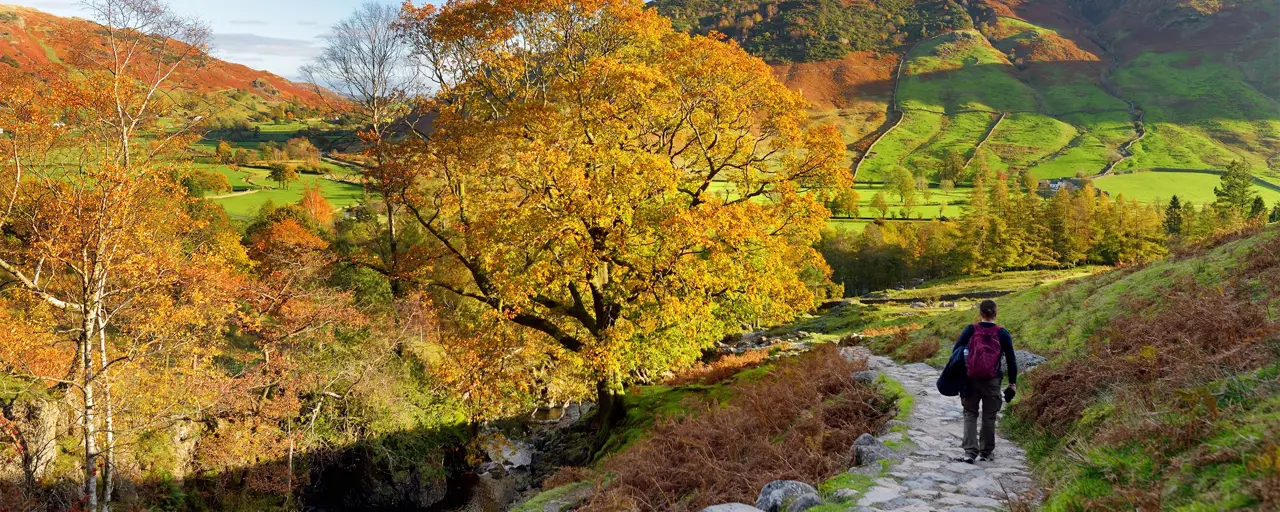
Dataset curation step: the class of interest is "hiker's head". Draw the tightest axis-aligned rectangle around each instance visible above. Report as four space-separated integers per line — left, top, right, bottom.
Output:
979 300 998 321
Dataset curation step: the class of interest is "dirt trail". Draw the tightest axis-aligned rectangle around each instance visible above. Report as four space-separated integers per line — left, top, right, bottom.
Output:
841 349 1037 511
1084 30 1146 177
206 189 260 200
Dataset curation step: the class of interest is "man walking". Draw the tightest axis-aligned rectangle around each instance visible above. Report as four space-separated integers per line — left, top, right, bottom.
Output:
952 300 1017 463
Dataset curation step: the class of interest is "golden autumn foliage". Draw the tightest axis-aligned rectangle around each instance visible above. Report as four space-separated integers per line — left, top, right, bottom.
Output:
394 0 852 420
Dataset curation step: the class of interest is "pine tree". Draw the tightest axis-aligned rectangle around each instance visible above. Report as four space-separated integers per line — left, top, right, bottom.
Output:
1164 195 1183 235
1249 196 1267 220
1271 204 1280 223
1214 160 1259 217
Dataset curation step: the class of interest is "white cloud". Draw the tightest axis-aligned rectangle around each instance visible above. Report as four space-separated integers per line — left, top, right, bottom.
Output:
212 32 320 59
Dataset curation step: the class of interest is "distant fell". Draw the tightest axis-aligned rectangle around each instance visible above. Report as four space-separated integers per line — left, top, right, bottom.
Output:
0 4 332 107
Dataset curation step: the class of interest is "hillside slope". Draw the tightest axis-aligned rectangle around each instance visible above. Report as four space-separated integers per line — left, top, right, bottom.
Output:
0 4 328 107
663 0 1280 195
906 227 1280 509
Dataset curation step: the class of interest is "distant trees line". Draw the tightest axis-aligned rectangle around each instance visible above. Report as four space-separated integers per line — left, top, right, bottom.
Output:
822 161 1273 295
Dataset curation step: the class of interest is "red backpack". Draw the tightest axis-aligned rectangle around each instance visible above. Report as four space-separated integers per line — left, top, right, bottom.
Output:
966 323 1003 380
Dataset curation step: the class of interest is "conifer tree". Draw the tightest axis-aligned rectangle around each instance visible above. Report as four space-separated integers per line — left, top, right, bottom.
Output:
1214 160 1259 217
1249 196 1267 220
1165 195 1183 235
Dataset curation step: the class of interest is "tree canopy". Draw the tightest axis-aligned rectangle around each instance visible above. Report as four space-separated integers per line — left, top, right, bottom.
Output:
394 0 849 423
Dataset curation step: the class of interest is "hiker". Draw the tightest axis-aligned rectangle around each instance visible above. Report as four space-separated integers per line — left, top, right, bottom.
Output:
952 299 1016 463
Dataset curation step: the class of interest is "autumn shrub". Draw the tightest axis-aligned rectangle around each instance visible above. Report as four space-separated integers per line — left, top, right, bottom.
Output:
579 345 894 512
859 323 923 338
1015 275 1277 435
1017 233 1280 435
666 349 770 386
1248 427 1280 510
901 336 941 363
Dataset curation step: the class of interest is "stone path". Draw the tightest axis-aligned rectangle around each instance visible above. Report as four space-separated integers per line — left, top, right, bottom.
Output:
847 350 1037 511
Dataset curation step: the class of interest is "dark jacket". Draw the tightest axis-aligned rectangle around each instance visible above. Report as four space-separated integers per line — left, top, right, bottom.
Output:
936 345 968 397
952 322 1017 384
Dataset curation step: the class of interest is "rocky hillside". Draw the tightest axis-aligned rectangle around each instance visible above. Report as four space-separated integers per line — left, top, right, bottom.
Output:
0 4 329 107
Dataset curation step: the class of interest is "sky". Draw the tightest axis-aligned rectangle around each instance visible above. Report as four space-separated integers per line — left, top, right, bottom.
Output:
11 0 424 80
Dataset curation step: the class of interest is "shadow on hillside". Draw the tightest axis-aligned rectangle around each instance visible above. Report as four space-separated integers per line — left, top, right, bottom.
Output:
0 415 598 512
836 56 1278 180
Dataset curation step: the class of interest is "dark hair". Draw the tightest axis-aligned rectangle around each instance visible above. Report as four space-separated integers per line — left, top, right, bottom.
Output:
979 300 998 319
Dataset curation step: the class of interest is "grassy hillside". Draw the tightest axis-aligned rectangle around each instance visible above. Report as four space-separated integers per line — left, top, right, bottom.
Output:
652 0 972 63
666 0 1280 210
0 4 331 107
899 227 1280 509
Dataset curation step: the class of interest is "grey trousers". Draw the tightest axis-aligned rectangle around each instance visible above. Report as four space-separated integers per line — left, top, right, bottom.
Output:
961 378 1003 458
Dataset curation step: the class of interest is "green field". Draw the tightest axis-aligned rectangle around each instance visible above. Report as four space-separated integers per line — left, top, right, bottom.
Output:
211 166 365 218
851 15 1280 204
1094 170 1280 205
189 119 370 218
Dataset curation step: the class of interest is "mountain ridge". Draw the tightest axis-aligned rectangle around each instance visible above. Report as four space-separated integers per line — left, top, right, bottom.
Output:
0 3 332 107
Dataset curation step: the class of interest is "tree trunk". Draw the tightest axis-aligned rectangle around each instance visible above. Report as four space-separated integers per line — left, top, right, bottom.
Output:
97 314 114 512
591 379 626 455
80 309 98 511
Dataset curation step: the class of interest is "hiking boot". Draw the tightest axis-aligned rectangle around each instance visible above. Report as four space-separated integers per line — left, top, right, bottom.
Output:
978 454 995 462
952 456 976 464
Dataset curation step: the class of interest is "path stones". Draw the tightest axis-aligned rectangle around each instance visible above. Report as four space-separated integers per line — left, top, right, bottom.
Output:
702 504 765 512
744 351 1037 511
862 355 1037 509
915 472 957 486
961 476 1003 497
855 486 902 507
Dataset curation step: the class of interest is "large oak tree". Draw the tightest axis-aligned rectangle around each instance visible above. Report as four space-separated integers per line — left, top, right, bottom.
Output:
396 0 851 429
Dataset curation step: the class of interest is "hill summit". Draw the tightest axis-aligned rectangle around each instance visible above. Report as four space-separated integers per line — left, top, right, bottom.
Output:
0 3 329 107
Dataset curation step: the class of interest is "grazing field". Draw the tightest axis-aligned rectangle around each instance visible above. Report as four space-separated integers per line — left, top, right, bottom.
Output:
874 266 1109 300
191 121 368 217
1093 171 1280 205
211 167 365 217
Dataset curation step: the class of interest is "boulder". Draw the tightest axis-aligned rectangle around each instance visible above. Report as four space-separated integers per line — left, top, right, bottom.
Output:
740 331 767 346
838 333 864 347
853 433 899 467
910 302 928 308
1013 350 1048 369
853 370 880 384
755 480 820 512
702 504 765 512
785 493 823 512
484 435 534 468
